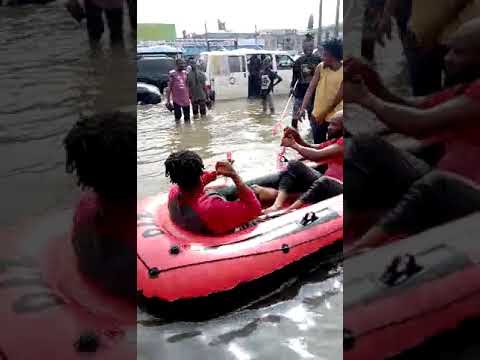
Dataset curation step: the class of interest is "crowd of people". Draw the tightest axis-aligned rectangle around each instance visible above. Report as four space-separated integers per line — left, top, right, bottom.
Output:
164 37 345 235
165 58 213 121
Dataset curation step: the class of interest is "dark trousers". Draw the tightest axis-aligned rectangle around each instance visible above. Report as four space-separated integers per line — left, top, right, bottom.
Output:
84 0 124 45
173 103 190 121
345 136 480 235
279 160 343 204
310 120 329 144
125 0 136 33
192 99 207 117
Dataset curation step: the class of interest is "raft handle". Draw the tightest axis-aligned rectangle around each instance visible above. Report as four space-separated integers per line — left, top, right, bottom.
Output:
148 267 161 279
281 244 290 254
300 212 318 226
74 331 100 353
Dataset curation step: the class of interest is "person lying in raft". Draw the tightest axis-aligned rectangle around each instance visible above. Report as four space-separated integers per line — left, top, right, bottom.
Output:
255 111 344 214
64 111 136 299
343 18 480 256
165 150 262 235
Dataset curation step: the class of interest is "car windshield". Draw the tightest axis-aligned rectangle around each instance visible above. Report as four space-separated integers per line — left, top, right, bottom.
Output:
137 57 175 76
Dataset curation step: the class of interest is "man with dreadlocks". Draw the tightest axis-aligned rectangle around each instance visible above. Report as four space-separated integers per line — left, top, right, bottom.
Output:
165 150 262 235
298 38 344 144
64 111 136 298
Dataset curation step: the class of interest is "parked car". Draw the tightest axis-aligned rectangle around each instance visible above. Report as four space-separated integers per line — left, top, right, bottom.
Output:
137 82 161 105
137 55 175 94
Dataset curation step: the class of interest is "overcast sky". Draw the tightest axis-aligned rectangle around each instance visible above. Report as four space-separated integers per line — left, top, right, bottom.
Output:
138 0 343 34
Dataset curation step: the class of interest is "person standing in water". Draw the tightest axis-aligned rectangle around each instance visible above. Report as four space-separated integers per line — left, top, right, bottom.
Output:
298 38 343 144
187 60 208 119
166 58 191 122
248 54 262 98
290 34 322 129
260 57 283 115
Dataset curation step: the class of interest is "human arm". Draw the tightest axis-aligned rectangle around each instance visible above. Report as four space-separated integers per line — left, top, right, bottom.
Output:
282 137 343 163
345 79 480 138
273 73 283 87
283 127 314 148
201 171 217 185
206 162 262 234
166 75 172 104
290 61 299 92
376 0 401 46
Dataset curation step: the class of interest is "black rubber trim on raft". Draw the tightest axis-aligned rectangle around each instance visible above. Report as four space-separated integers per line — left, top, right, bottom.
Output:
345 270 480 350
139 222 342 276
137 241 343 321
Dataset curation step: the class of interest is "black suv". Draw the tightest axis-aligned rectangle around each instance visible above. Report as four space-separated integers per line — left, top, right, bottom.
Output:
137 55 175 94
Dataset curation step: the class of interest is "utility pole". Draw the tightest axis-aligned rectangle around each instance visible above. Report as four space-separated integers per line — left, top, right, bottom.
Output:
317 0 323 51
334 0 341 38
205 22 210 51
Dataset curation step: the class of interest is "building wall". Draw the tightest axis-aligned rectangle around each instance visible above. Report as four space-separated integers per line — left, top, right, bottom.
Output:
138 24 177 41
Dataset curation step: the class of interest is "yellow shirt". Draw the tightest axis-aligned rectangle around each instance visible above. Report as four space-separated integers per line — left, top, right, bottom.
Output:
312 63 343 122
409 0 476 47
439 0 480 45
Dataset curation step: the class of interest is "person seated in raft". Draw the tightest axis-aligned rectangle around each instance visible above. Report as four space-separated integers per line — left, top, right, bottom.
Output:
64 112 136 298
165 150 262 235
343 18 480 255
255 111 344 214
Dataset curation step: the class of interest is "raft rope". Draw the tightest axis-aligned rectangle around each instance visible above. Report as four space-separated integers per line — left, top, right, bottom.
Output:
137 223 342 276
272 80 298 136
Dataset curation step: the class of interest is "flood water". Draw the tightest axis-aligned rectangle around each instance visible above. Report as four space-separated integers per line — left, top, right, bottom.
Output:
137 97 343 360
0 3 135 230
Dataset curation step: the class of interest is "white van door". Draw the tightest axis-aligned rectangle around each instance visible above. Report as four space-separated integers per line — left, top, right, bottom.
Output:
274 54 294 96
224 55 248 100
208 54 248 100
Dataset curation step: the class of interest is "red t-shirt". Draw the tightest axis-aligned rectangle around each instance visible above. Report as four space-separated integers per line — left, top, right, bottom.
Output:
316 137 344 182
422 80 480 184
168 171 262 235
73 192 136 250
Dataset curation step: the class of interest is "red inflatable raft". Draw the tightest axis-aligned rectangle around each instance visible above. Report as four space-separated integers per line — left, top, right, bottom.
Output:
0 212 136 359
137 179 343 303
344 213 480 359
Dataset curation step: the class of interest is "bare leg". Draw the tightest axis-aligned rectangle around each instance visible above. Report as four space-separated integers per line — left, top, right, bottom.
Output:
251 185 278 208
264 190 289 214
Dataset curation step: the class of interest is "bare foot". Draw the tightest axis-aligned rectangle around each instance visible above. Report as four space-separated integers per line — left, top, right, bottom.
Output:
263 205 281 214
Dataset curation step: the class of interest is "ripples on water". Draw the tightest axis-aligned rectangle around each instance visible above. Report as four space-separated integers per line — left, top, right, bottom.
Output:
137 97 343 360
0 3 135 227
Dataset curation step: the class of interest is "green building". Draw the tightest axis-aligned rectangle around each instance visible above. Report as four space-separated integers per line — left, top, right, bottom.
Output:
138 24 176 41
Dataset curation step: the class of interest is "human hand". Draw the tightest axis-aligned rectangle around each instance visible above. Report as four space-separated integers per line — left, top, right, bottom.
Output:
295 106 305 120
283 127 302 144
215 161 238 178
344 76 371 105
376 13 392 47
281 135 296 148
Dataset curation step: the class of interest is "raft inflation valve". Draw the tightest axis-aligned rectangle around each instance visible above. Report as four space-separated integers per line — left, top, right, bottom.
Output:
300 212 318 226
281 244 290 254
169 245 180 255
380 254 422 286
74 331 100 353
148 267 161 278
